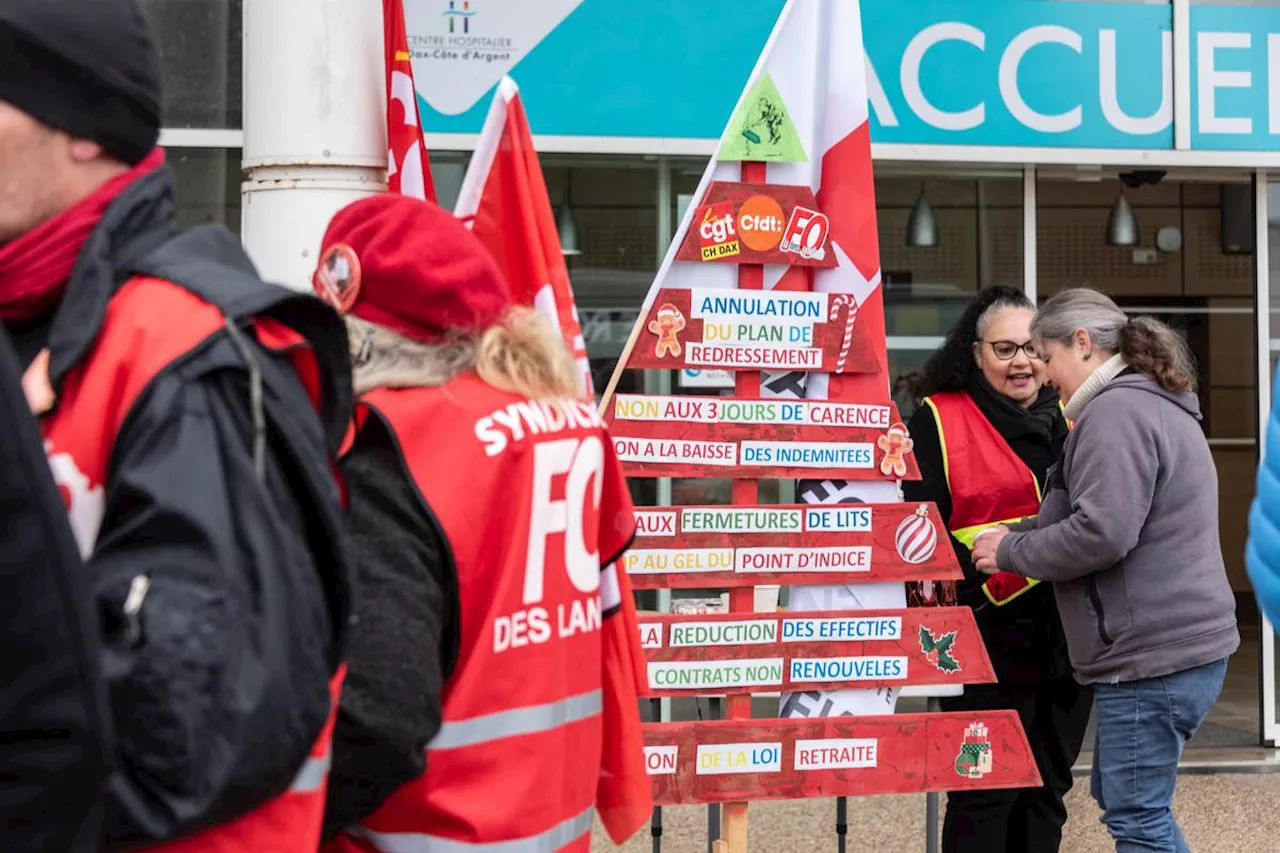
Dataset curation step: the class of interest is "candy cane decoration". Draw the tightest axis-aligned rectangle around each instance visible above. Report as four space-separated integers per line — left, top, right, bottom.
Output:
828 294 858 373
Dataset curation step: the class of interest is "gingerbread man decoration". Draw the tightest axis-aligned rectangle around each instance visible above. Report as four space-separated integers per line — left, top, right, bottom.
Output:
648 303 686 359
877 422 914 477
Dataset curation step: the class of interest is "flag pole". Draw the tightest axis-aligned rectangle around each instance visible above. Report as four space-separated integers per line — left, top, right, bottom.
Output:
596 318 646 416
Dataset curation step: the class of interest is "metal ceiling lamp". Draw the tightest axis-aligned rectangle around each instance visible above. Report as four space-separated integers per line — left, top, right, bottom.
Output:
557 170 582 257
906 181 938 248
1105 192 1139 246
1106 170 1164 246
556 204 582 256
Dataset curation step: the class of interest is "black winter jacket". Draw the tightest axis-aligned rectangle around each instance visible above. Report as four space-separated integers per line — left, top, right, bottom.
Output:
7 166 355 849
0 325 109 852
903 379 1073 683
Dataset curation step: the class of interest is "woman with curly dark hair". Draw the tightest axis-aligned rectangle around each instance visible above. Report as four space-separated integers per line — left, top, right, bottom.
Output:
903 285 1090 853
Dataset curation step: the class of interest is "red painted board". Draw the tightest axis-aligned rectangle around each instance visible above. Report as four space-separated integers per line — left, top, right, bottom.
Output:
675 181 838 268
625 502 959 589
643 711 1042 804
626 287 877 375
607 394 920 481
638 607 993 696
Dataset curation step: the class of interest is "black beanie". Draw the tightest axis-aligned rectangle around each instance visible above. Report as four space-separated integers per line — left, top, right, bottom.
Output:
0 0 162 166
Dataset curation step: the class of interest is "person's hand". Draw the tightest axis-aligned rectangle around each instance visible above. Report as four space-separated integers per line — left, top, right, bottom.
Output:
970 526 1009 575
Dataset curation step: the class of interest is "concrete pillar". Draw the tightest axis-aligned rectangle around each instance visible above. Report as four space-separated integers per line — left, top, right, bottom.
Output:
241 0 387 290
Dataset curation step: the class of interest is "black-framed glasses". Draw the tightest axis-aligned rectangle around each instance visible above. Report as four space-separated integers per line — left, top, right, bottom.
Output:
982 340 1042 361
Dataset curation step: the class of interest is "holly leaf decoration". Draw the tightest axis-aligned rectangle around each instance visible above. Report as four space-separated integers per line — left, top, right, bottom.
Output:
919 626 961 673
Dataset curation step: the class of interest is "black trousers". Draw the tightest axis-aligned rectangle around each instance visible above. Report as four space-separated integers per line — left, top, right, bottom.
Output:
940 677 1093 853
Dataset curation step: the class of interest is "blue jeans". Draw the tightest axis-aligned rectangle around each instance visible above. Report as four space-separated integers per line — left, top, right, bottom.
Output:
1090 658 1228 852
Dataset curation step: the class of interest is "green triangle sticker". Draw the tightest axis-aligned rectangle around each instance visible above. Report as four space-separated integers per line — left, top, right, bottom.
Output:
716 72 808 163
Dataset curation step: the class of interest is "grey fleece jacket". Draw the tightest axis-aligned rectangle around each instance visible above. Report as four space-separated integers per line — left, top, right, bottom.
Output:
996 372 1239 685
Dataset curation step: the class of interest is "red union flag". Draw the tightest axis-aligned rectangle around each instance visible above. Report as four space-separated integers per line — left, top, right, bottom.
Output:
383 0 436 202
455 76 594 397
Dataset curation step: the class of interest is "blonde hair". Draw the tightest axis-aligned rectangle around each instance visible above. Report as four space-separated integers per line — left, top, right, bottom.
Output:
347 306 580 399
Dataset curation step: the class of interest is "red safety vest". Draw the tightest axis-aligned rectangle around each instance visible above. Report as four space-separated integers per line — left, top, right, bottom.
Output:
329 373 640 853
30 275 343 852
922 391 1045 607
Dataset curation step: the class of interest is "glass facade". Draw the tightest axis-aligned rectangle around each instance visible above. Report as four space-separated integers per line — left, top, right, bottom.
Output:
141 0 242 128
169 148 241 231
878 172 1025 419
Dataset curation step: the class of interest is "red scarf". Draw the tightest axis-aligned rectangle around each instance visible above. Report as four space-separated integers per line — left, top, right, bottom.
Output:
0 149 166 324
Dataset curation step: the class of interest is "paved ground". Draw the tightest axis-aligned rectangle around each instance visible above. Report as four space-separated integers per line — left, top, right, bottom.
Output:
592 773 1280 852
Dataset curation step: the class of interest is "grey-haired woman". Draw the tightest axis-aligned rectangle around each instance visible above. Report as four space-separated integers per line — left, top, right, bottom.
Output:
972 288 1238 853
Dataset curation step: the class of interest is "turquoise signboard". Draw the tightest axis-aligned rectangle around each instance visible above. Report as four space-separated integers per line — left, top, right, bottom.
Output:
1191 5 1280 151
861 1 1171 150
407 0 1280 152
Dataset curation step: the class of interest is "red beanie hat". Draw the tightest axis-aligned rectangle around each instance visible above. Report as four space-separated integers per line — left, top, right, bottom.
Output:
313 193 511 344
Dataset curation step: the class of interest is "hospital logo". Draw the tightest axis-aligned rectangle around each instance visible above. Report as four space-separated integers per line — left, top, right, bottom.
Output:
443 0 474 34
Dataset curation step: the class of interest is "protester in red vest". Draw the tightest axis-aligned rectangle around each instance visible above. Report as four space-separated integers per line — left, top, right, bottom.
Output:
904 286 1090 853
0 1 354 850
314 194 652 852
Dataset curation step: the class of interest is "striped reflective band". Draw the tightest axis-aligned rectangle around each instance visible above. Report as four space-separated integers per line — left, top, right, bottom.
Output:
346 805 593 853
429 689 602 751
952 517 1026 549
289 752 332 793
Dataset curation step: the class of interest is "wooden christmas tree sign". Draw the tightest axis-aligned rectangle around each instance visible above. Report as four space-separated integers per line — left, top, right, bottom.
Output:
596 2 1041 849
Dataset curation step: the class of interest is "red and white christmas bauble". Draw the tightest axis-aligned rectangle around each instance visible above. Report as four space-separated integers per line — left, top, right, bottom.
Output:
895 506 939 564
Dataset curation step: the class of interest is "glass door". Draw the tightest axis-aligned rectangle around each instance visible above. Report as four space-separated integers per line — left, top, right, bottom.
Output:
1039 170 1261 749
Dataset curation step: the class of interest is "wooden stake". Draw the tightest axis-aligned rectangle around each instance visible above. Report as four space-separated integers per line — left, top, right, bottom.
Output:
718 157 769 853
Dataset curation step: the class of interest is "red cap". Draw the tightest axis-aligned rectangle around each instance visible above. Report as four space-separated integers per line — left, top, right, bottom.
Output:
313 194 510 344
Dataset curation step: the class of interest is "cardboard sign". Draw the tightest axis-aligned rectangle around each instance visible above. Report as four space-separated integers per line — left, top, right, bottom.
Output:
625 502 957 589
639 608 993 696
627 287 877 375
608 394 919 480
643 712 1041 805
677 182 837 268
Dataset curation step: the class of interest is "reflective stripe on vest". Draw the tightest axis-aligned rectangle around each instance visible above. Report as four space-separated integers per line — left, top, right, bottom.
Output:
346 806 594 853
135 641 345 853
289 751 334 793
430 689 603 751
922 393 1045 608
953 519 1043 606
953 518 1029 549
